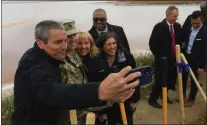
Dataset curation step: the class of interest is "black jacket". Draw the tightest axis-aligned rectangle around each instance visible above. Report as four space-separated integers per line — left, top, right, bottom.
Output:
149 19 182 59
12 44 104 125
84 50 140 104
181 25 207 69
89 23 131 53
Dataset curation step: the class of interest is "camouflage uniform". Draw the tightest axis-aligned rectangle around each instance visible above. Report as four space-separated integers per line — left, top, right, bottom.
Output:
59 19 112 125
58 51 87 125
60 51 87 84
58 19 89 125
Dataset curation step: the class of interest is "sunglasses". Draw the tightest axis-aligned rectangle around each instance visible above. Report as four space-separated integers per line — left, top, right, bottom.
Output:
93 17 106 22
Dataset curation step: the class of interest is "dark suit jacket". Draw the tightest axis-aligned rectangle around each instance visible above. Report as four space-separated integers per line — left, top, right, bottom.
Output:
89 23 131 53
149 19 182 89
181 25 207 69
149 19 182 59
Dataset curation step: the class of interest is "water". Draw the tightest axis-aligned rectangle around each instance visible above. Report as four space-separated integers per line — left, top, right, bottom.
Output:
2 1 199 84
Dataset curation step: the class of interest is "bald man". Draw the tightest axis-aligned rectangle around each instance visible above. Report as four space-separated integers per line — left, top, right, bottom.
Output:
89 8 131 53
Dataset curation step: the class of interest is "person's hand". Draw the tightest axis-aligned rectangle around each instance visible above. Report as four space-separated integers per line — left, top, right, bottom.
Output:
197 68 204 74
98 66 141 103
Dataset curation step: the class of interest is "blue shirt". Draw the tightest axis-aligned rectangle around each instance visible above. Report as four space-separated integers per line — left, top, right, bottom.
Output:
186 25 202 54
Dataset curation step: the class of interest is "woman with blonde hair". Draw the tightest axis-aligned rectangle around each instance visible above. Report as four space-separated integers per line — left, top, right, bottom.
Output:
76 31 112 124
76 31 100 57
76 31 102 81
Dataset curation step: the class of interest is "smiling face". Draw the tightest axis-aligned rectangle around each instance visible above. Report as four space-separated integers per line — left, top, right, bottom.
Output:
67 33 77 52
93 10 107 31
191 17 203 29
103 37 117 57
166 9 179 24
37 29 68 60
76 37 91 56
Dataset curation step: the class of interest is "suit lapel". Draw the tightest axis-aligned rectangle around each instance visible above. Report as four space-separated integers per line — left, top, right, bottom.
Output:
194 26 204 39
187 26 204 53
162 20 171 41
107 23 114 32
163 20 180 44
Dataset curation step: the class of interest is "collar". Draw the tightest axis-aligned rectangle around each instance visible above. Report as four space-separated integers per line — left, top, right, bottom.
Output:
191 24 203 31
96 24 108 35
33 43 64 67
166 20 174 27
99 49 126 63
117 49 127 63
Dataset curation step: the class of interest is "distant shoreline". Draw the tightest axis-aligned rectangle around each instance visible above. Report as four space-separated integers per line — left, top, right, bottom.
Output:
115 0 200 4
2 1 201 4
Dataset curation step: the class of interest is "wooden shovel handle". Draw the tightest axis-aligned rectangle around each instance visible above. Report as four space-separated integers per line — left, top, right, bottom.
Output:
119 103 128 124
181 53 207 103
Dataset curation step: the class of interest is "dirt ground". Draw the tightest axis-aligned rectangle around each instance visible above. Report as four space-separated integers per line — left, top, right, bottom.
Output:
133 72 206 124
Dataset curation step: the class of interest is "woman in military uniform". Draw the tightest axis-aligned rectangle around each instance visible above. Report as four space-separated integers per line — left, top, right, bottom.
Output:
58 19 87 125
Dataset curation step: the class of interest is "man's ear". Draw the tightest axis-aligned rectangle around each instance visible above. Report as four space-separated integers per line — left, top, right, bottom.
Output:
36 39 45 49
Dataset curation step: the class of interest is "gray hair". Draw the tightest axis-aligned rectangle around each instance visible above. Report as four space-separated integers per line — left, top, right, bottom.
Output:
166 6 178 17
93 8 107 18
200 1 207 12
35 20 64 43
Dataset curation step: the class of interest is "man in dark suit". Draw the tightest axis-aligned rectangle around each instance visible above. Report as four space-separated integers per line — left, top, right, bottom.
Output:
182 1 207 72
148 6 182 108
181 11 207 107
89 8 131 53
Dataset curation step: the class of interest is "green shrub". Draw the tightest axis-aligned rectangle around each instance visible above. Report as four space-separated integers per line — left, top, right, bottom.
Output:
2 92 14 125
133 52 155 99
133 52 154 67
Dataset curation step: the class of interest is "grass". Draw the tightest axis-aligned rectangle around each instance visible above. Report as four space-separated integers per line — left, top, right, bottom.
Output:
1 52 154 125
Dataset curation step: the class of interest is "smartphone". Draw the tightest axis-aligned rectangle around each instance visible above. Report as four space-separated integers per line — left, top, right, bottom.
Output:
126 65 153 86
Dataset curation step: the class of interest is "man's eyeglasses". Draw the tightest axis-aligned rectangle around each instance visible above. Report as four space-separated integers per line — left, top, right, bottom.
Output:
93 17 106 22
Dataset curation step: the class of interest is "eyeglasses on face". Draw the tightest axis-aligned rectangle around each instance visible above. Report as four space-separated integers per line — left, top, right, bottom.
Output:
93 17 106 22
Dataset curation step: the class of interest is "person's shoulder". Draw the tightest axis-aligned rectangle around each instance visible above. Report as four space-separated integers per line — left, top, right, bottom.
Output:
88 26 95 33
18 46 50 71
204 13 207 25
18 47 37 66
174 22 181 27
152 22 163 30
202 25 207 29
108 23 123 29
202 25 207 32
186 14 192 19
